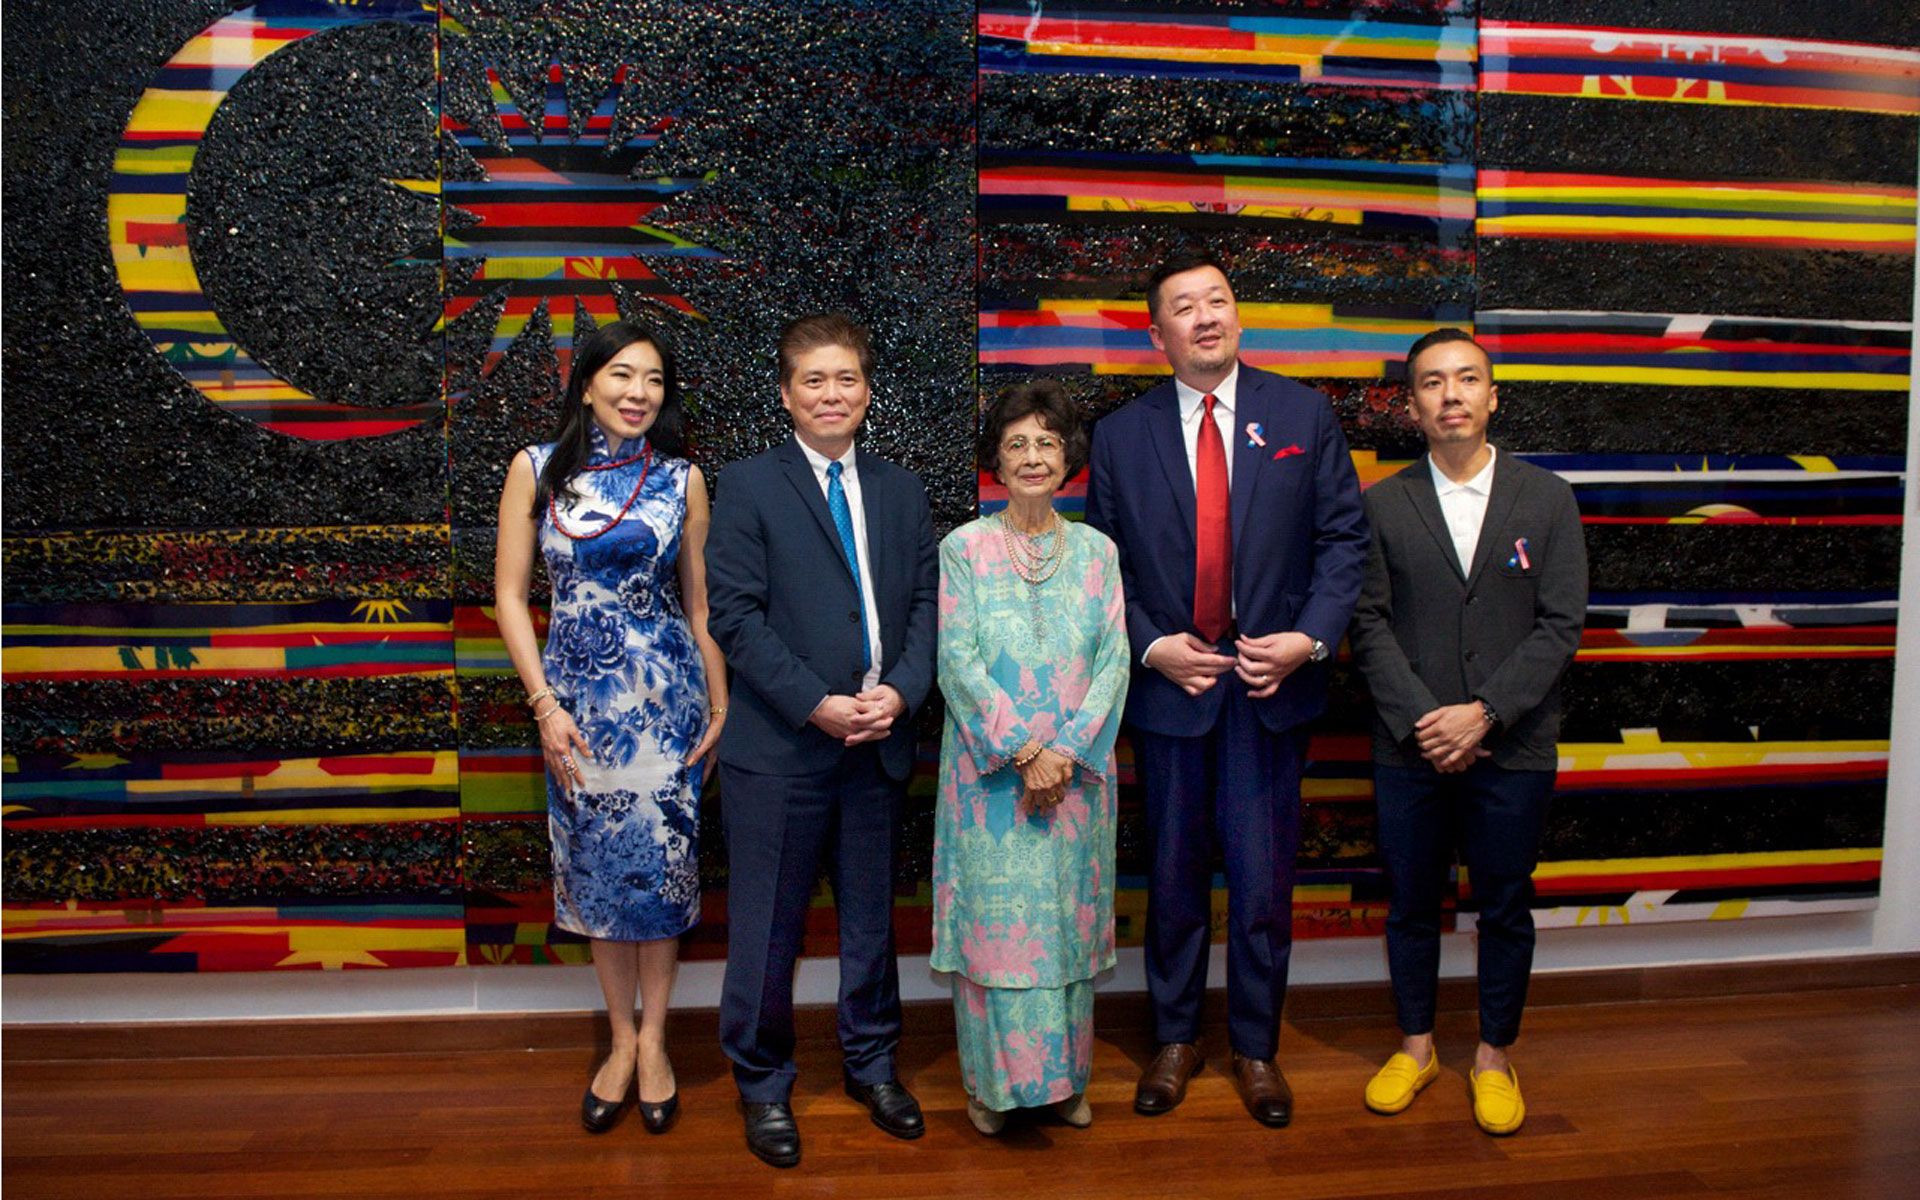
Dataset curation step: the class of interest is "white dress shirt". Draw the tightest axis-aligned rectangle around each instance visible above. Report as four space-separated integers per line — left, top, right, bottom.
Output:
797 438 884 691
1431 444 1497 577
1172 363 1240 488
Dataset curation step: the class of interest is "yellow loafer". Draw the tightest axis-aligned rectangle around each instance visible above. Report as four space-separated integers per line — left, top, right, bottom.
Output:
1364 1051 1440 1114
1469 1065 1525 1135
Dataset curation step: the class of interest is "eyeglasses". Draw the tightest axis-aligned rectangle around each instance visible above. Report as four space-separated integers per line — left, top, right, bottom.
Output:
1000 434 1063 455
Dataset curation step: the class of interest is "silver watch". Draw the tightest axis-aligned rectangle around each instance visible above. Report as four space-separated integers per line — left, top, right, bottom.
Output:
1307 637 1330 663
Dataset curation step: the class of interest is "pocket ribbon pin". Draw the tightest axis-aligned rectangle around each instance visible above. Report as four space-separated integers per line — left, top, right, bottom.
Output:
1245 422 1266 448
1507 536 1532 570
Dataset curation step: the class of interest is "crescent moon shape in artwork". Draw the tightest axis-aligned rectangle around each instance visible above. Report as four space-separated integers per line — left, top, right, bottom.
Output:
107 0 437 441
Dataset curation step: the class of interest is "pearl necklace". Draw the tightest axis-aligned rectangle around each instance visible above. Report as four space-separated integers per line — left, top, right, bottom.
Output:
1000 510 1065 642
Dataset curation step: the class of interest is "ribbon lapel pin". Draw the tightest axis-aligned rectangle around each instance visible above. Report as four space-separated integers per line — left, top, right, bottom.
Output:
1245 422 1266 448
1507 536 1532 570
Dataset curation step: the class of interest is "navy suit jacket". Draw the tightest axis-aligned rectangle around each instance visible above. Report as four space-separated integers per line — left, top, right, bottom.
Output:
706 436 939 782
1085 363 1369 737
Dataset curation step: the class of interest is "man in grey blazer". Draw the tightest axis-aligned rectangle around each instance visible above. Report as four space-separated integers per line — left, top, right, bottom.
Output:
1348 328 1587 1137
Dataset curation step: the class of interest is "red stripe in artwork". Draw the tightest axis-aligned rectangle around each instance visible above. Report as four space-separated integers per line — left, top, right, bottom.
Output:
210 631 450 647
977 15 1256 51
1483 332 1908 356
1581 626 1896 647
461 202 660 227
20 663 450 681
1580 516 1904 526
1555 762 1885 791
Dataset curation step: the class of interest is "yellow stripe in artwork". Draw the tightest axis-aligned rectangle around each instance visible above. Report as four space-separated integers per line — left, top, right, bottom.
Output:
474 255 571 280
1788 455 1841 472
1026 40 1321 69
1301 778 1372 800
1477 215 1914 244
112 145 198 175
1557 736 1888 772
123 91 226 137
108 191 189 223
1534 847 1880 879
199 382 315 401
1497 365 1906 391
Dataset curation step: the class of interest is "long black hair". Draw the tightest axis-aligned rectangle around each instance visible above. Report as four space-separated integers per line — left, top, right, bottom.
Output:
532 320 687 514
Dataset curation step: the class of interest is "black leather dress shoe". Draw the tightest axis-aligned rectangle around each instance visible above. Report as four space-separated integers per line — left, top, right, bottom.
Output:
844 1078 926 1140
742 1101 801 1168
580 1081 630 1134
638 1091 679 1135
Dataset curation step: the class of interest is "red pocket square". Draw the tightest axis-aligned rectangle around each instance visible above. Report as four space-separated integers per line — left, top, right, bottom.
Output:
1272 444 1304 460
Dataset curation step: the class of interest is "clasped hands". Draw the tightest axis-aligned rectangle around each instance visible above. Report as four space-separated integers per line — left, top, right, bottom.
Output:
1414 702 1493 773
1148 630 1315 699
810 685 905 747
1013 741 1073 813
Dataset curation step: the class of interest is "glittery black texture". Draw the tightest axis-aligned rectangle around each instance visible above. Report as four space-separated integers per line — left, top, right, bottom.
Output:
1586 526 1902 594
1482 94 1919 185
1540 783 1887 861
1485 384 1909 457
1560 661 1896 741
0 527 452 605
1478 240 1917 325
2 825 460 903
983 75 1475 162
1 678 458 757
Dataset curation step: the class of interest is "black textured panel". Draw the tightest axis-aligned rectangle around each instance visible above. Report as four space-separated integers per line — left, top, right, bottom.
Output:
1483 0 1918 43
1540 781 1887 861
1486 384 1910 457
1586 525 1903 594
982 74 1476 162
0 0 447 531
1559 660 1896 740
1482 94 1919 184
1 678 459 757
187 20 443 415
982 226 1475 310
0 527 452 605
1478 240 1917 324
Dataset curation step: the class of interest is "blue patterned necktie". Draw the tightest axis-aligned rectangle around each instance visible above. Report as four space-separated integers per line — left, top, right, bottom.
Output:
826 460 872 669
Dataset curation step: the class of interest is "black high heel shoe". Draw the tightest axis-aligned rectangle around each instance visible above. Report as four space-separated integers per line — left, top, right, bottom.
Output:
638 1091 680 1134
580 1071 633 1134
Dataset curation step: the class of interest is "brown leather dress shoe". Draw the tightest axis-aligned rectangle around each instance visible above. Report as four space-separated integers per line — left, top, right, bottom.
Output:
1231 1053 1293 1127
1134 1043 1204 1115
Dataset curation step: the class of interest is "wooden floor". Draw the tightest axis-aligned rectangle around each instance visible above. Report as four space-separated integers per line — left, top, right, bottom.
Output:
6 984 1919 1199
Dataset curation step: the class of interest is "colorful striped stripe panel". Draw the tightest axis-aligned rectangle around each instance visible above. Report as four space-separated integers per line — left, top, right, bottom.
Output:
982 151 1475 242
1477 310 1912 390
2 599 453 681
109 0 439 439
1481 22 1920 114
2 901 468 972
978 5 1477 89
1478 170 1917 252
980 300 1468 376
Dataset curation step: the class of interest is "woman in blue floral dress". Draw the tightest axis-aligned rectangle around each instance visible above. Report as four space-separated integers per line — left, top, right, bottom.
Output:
932 380 1129 1135
495 321 726 1136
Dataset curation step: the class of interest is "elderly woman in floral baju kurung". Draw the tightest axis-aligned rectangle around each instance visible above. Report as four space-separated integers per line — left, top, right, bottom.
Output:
932 380 1129 1135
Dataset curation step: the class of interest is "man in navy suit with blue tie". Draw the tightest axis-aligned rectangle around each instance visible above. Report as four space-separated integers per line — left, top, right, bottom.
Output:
1086 252 1368 1127
706 313 939 1168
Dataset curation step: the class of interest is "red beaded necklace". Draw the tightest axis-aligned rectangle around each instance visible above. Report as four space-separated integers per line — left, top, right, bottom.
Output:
549 442 654 541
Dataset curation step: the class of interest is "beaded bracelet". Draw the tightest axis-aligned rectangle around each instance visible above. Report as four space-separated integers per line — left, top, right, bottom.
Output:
1012 744 1043 769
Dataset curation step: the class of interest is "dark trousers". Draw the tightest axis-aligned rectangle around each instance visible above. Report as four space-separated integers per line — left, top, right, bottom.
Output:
1374 759 1554 1048
718 748 902 1103
1135 686 1307 1061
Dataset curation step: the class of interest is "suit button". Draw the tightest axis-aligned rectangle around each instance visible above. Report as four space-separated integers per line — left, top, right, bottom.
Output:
1465 650 1478 662
1466 594 1478 606
849 611 860 624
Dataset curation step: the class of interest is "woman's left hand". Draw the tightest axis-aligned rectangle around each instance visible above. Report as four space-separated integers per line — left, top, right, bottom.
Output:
685 708 725 771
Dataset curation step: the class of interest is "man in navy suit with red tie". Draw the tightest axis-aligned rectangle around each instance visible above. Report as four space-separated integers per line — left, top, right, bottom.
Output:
1085 252 1368 1127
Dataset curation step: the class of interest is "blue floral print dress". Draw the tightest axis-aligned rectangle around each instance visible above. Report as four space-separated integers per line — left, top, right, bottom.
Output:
528 428 706 942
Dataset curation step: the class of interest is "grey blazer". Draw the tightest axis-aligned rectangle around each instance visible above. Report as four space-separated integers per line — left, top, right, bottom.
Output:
1349 451 1588 770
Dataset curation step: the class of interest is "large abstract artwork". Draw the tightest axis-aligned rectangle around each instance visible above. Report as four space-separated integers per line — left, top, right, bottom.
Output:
978 0 1915 939
1 0 1912 974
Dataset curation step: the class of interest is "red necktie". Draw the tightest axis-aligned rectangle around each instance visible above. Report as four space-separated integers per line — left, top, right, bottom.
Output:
1193 393 1232 641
